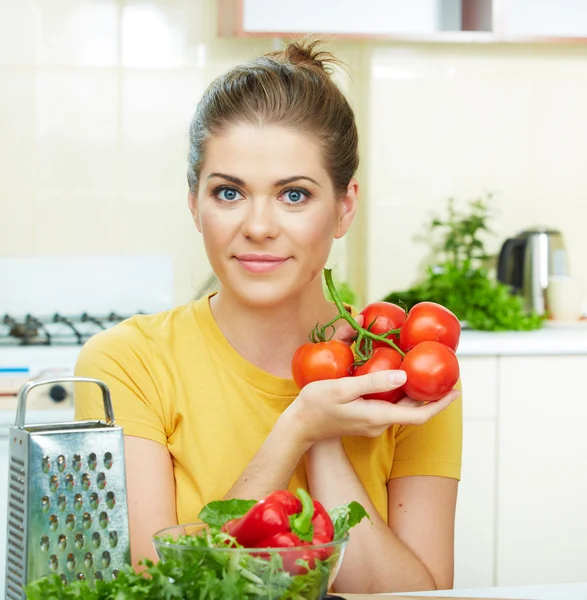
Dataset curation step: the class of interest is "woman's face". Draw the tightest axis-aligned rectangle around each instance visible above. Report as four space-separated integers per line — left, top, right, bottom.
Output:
189 123 357 307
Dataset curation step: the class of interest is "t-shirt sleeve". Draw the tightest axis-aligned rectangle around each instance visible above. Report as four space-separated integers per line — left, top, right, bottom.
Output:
389 380 463 481
73 320 168 446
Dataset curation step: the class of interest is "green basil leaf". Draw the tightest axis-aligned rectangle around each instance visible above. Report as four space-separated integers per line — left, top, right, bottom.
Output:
328 501 370 540
198 498 257 528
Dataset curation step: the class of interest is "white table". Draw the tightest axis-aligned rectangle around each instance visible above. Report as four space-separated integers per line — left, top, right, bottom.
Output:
392 581 587 599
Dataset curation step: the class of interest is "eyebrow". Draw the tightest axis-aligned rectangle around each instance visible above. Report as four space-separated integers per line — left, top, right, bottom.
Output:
207 172 321 187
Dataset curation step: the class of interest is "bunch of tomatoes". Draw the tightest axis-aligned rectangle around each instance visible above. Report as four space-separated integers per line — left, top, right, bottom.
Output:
291 271 461 404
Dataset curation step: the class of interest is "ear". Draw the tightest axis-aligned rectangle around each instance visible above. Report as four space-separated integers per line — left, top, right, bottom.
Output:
188 190 202 233
334 178 359 239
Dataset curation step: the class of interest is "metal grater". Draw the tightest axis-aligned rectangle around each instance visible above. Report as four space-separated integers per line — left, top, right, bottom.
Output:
4 377 131 599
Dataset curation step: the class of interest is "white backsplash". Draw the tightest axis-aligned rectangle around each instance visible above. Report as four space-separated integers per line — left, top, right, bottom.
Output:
0 255 174 315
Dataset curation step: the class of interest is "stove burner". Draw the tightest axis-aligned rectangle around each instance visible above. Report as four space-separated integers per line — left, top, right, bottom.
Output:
0 312 140 346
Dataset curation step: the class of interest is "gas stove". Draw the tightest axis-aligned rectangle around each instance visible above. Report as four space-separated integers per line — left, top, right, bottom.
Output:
0 312 138 405
0 312 135 346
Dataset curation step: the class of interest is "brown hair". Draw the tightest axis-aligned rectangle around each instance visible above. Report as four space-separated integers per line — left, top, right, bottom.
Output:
187 39 359 196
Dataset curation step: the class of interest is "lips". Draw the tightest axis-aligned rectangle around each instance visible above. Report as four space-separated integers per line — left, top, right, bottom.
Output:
235 254 290 274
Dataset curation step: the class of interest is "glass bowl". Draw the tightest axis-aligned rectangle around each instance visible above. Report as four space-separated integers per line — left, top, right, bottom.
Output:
152 522 348 600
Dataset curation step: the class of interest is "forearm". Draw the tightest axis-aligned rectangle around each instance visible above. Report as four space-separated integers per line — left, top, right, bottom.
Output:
305 439 435 594
224 413 310 501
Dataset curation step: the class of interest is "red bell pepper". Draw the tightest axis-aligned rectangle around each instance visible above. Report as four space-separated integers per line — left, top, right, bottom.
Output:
251 488 335 574
221 489 302 548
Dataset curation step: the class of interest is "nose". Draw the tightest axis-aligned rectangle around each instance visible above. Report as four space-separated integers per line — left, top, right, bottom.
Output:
240 198 279 242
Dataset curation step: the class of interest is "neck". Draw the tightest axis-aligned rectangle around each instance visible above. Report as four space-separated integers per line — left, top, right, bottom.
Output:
209 281 341 379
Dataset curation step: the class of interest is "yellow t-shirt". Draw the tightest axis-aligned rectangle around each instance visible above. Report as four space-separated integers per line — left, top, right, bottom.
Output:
74 294 462 525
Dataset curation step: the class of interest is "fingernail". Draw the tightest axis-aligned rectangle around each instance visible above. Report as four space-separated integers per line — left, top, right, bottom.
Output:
389 371 407 385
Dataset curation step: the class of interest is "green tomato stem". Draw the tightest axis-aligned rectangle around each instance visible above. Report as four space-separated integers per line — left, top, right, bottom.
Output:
323 268 406 358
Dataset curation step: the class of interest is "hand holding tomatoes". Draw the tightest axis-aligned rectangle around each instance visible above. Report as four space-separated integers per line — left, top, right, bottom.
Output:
291 270 462 404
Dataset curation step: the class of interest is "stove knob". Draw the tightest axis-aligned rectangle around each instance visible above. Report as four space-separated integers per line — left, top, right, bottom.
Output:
49 384 68 403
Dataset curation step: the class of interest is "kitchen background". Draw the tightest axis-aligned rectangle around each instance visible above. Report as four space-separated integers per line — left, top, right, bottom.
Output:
2 0 587 306
1 0 587 595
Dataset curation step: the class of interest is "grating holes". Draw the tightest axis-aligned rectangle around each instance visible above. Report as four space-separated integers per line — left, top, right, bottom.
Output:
58 494 67 512
112 569 120 579
59 574 67 584
106 491 115 509
101 551 111 568
66 553 76 571
57 455 66 472
75 533 85 550
66 514 75 531
81 473 90 491
104 452 113 469
49 515 59 532
95 571 103 580
49 475 58 492
40 535 50 552
49 555 59 571
89 492 99 509
76 572 85 581
65 474 74 491
84 552 93 568
42 456 51 473
97 472 106 490
108 531 118 548
41 496 51 513
57 535 67 551
92 532 101 548
88 453 97 470
74 493 83 511
82 512 92 530
72 454 82 472
99 511 109 529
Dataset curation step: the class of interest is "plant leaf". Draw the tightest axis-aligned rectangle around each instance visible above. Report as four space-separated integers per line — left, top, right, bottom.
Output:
198 498 258 528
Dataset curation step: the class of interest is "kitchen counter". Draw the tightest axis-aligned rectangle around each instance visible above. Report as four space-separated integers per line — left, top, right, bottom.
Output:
341 580 587 598
456 323 587 356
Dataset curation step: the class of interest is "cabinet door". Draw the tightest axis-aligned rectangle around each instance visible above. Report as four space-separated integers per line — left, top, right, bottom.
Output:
453 357 498 589
0 434 9 595
497 355 587 586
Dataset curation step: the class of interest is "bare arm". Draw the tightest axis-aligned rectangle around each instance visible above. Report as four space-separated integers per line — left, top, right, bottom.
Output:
388 475 458 590
124 436 178 569
305 439 439 594
223 416 311 501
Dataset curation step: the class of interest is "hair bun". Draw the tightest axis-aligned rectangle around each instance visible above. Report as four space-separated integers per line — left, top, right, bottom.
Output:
266 39 339 74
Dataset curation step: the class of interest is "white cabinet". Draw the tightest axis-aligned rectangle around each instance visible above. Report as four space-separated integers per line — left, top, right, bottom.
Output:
496 355 587 586
453 357 497 589
219 0 468 38
502 0 587 38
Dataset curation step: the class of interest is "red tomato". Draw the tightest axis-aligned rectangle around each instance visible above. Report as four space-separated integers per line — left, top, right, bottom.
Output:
353 347 404 403
360 301 406 349
291 340 354 389
399 302 460 352
400 341 460 402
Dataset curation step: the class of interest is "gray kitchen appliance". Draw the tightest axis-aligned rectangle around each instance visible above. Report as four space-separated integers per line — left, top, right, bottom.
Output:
4 377 130 599
496 227 569 315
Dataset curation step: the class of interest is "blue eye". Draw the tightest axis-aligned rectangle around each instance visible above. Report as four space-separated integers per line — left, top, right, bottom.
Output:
283 189 309 205
216 187 242 202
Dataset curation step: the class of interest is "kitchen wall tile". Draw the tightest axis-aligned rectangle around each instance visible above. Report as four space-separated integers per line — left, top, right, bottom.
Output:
35 69 119 200
36 0 118 67
121 0 192 68
120 69 203 202
0 71 36 196
0 197 37 256
0 0 37 66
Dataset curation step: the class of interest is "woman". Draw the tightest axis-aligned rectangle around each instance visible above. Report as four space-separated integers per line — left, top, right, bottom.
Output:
75 40 462 594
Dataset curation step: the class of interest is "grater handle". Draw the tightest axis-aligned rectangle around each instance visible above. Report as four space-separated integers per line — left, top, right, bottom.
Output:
15 376 115 428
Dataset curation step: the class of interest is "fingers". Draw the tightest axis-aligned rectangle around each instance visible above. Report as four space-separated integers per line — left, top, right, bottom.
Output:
346 389 460 427
330 315 364 345
311 369 407 403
